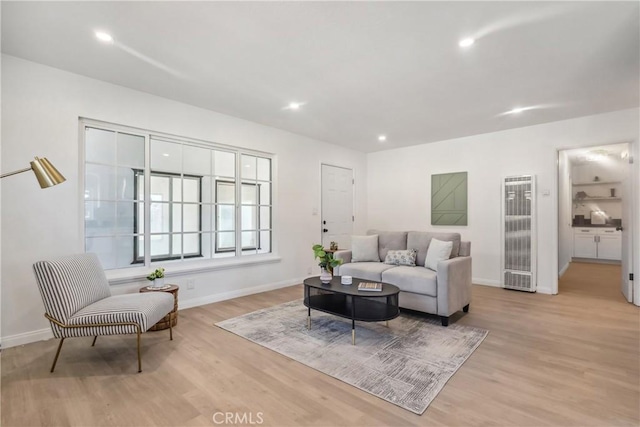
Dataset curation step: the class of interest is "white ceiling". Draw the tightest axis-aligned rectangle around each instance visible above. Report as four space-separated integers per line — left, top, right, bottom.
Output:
2 1 638 153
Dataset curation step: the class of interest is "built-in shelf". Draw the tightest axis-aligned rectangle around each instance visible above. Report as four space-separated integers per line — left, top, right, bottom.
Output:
573 197 622 202
573 181 621 186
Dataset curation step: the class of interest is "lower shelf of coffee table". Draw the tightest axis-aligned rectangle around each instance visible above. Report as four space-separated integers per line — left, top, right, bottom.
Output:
304 293 399 322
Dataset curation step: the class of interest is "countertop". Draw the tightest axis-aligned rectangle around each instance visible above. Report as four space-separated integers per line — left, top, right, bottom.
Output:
572 225 619 228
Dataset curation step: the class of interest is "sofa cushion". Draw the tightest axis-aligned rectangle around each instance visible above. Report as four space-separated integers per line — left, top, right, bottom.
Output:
407 231 461 266
425 238 453 270
381 266 437 297
384 249 417 266
352 235 380 262
339 262 395 282
368 230 407 261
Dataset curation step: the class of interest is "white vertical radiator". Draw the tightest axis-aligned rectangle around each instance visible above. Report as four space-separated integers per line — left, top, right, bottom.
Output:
502 175 537 292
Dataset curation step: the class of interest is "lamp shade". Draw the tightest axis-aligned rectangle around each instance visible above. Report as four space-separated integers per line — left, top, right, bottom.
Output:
30 157 66 188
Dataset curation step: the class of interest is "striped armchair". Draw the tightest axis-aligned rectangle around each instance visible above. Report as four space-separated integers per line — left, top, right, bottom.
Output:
33 253 174 373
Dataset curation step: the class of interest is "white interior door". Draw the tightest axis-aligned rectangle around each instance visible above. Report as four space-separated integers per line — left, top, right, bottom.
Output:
321 164 353 250
621 145 633 303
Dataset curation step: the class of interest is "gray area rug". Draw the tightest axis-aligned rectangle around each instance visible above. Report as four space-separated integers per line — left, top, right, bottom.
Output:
216 300 488 414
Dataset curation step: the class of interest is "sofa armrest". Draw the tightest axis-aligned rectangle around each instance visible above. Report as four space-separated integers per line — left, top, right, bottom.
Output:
459 241 471 257
334 250 352 264
436 256 472 317
333 250 352 276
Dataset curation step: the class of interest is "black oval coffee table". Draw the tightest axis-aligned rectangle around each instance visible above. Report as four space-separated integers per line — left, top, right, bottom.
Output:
303 276 400 345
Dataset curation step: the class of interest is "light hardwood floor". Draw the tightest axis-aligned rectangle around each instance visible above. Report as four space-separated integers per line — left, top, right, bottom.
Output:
2 262 638 426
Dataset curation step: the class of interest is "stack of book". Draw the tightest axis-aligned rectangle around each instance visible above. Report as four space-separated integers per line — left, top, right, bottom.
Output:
357 282 383 292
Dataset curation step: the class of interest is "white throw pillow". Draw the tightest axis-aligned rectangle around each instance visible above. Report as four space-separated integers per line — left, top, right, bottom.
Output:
424 238 453 271
352 235 380 262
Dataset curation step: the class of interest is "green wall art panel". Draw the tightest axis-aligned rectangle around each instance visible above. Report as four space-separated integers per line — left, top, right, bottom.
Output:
431 172 468 226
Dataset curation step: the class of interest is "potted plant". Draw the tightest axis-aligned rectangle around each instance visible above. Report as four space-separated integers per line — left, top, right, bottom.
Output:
146 267 166 288
312 244 343 283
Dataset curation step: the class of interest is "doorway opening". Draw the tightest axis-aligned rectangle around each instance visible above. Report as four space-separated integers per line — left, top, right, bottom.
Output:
557 142 633 302
559 262 622 301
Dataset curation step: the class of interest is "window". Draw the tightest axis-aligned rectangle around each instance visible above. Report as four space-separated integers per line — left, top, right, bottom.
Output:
215 181 270 253
134 171 202 262
83 121 273 270
239 154 272 256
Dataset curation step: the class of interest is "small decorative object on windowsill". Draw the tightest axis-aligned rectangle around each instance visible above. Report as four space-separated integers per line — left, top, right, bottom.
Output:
329 241 338 251
146 267 167 289
312 243 343 283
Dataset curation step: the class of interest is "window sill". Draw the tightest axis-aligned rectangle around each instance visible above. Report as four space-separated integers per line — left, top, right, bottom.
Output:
105 254 282 285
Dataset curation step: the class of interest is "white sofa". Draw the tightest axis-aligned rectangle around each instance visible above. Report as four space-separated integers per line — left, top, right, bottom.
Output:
333 230 472 326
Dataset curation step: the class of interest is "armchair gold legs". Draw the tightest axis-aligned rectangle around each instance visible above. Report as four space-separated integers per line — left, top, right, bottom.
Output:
50 338 66 373
45 313 173 373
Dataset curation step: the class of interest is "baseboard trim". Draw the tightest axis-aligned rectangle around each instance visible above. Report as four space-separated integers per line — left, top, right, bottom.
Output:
571 257 621 265
559 262 570 278
536 286 553 295
473 278 501 287
2 328 53 349
178 277 304 311
474 278 553 295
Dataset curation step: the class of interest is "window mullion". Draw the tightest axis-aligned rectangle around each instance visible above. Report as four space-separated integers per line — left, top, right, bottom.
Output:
144 134 151 267
235 154 242 256
180 143 185 261
257 183 261 249
168 175 174 259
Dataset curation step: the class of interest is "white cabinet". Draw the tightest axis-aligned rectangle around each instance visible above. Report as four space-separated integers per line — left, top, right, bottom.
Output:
573 228 621 260
597 230 622 260
574 231 597 258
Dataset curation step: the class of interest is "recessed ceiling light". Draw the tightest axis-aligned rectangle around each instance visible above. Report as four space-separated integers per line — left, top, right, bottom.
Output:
162 153 170 157
95 31 114 44
497 105 550 117
459 38 475 48
378 135 387 142
283 101 306 111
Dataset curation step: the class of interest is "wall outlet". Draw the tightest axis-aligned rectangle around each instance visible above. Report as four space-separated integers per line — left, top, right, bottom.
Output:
307 266 312 275
186 279 195 290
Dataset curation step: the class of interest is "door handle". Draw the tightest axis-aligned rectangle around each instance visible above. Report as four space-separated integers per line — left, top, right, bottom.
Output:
323 229 328 233
616 226 623 231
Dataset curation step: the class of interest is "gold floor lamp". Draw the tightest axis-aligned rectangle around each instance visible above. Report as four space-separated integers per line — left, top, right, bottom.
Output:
0 157 66 188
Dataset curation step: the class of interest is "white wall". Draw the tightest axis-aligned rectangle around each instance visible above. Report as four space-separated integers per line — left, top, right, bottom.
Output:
558 150 572 277
0 55 368 346
367 108 640 294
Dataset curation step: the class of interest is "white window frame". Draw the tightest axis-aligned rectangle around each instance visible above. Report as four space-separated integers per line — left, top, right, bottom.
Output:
79 118 277 280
